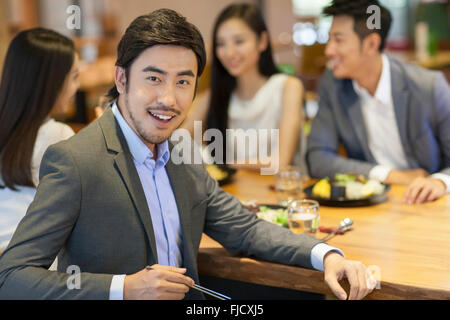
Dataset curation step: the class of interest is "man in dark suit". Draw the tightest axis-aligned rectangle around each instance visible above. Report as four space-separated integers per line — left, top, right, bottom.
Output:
307 0 450 204
0 9 374 300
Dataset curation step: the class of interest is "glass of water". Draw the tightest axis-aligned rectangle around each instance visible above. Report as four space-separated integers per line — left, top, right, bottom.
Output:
287 199 320 235
275 166 303 206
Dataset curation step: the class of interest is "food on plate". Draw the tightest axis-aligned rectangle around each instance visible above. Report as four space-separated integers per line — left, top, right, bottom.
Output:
335 173 366 183
241 201 259 213
206 164 228 181
256 205 288 227
331 183 346 199
312 178 331 199
346 179 385 200
241 202 288 227
312 173 386 200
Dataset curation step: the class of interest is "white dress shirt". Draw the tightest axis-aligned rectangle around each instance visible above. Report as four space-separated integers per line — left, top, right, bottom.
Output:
353 54 450 191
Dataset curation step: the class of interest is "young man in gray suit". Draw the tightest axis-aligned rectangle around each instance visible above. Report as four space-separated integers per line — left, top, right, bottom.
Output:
307 0 450 204
0 9 374 300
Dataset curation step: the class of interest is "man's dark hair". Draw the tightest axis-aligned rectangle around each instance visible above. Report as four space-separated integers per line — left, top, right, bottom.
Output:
106 8 206 100
323 0 392 52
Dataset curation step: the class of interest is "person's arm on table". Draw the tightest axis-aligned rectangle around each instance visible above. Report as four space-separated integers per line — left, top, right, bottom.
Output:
312 243 375 300
323 251 375 300
364 164 447 204
371 165 428 185
402 174 449 204
366 164 447 204
199 163 374 300
111 243 375 300
398 73 450 204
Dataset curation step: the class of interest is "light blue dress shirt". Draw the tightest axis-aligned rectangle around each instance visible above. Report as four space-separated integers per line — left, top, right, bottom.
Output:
111 103 183 266
109 102 343 299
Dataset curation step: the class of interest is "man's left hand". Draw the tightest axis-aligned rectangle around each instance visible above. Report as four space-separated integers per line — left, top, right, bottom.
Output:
403 177 446 204
323 252 376 300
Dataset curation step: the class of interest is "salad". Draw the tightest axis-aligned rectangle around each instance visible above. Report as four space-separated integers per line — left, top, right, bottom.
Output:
312 173 386 200
242 202 289 227
256 205 288 227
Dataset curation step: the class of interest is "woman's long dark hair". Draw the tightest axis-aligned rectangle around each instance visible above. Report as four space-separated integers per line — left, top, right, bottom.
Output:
207 3 279 161
0 28 74 190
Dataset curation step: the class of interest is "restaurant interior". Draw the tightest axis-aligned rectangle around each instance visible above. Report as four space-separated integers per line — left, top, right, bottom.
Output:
1 0 449 130
0 0 449 301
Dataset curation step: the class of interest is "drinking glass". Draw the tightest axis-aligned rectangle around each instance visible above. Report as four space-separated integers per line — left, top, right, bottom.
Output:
287 199 320 234
275 166 302 206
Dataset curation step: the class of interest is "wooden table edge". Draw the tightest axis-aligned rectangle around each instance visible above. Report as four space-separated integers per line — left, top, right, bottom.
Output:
197 247 450 300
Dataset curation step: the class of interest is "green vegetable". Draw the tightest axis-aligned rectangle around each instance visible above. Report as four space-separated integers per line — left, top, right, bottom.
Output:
276 211 289 227
335 173 356 183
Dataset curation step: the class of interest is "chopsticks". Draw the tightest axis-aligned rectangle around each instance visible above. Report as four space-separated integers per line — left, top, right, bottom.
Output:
145 266 231 300
192 283 231 300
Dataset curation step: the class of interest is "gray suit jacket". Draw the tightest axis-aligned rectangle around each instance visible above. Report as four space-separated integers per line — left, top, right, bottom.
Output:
0 108 320 299
307 57 450 178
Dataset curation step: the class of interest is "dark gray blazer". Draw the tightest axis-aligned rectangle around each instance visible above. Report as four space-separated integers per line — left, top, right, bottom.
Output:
0 108 320 299
307 57 450 178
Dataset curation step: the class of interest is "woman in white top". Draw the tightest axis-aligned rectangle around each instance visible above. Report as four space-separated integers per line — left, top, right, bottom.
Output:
183 3 304 171
0 28 80 252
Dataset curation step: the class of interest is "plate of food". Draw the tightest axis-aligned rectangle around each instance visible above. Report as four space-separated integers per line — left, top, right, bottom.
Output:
242 202 288 228
205 164 237 186
303 173 390 207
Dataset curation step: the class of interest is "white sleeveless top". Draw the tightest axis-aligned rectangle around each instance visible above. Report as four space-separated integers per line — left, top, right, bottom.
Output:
0 118 74 252
227 73 288 162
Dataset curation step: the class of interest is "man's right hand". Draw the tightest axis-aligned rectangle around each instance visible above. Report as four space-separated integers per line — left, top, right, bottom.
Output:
385 168 428 185
123 264 194 300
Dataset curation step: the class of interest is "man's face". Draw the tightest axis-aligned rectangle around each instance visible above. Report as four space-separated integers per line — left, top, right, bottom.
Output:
116 45 197 148
325 15 367 79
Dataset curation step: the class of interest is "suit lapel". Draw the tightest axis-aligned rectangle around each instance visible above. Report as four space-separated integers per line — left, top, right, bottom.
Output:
113 153 158 264
165 152 199 281
390 59 416 167
338 80 375 162
98 108 158 265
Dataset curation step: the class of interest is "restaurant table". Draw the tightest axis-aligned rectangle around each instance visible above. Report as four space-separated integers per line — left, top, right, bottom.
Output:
198 169 450 299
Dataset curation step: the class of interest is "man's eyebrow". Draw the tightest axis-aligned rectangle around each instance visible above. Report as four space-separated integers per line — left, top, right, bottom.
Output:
330 31 345 37
142 66 166 74
142 66 195 77
178 70 195 77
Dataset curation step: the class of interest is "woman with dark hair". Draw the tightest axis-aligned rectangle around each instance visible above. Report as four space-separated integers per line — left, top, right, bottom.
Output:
0 28 79 251
183 3 304 170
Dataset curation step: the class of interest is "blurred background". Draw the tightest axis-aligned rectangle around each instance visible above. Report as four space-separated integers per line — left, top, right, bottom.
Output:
0 0 449 131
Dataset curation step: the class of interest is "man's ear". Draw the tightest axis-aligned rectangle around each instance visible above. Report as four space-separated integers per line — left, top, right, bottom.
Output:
115 66 127 94
362 33 382 55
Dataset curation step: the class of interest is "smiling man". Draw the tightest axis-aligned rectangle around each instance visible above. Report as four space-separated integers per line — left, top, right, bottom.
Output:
307 0 450 204
0 9 374 300
116 46 195 155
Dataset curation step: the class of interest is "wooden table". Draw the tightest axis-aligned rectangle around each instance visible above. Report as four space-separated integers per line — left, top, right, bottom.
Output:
198 170 450 299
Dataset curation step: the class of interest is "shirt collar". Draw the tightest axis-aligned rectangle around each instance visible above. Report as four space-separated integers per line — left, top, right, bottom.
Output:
112 101 170 167
352 54 392 105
